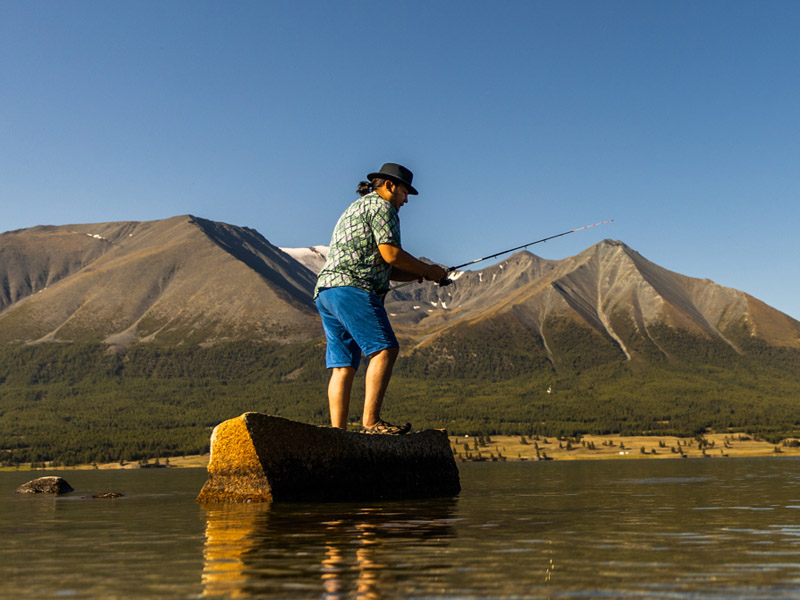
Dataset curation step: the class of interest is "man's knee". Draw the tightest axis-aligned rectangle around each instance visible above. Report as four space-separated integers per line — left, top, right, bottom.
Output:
369 346 399 363
330 366 356 381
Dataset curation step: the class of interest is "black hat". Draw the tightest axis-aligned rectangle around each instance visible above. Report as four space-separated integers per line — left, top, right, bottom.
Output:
366 163 419 195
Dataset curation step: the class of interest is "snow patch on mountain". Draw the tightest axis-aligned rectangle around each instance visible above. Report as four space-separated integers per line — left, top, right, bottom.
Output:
280 246 329 274
72 231 110 242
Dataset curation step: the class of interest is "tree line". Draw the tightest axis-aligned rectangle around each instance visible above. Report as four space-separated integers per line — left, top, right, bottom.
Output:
1 333 799 467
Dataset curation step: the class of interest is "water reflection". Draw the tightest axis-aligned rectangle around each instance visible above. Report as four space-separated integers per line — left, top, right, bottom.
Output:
201 499 457 598
6 462 800 598
198 461 800 598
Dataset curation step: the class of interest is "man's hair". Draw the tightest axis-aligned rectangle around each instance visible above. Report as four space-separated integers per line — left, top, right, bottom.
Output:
356 178 387 197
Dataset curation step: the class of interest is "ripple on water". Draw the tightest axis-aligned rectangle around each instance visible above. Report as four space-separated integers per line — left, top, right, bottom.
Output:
5 460 800 598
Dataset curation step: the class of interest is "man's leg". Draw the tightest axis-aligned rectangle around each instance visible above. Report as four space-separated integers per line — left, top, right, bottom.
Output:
362 347 399 428
328 366 356 429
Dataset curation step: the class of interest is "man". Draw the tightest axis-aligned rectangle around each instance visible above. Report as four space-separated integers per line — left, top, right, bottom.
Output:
314 163 448 434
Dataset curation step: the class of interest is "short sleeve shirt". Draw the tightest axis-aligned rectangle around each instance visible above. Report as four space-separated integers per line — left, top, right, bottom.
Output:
314 193 401 298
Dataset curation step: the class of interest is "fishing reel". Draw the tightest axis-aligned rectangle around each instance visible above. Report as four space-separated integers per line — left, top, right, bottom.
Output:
438 266 456 287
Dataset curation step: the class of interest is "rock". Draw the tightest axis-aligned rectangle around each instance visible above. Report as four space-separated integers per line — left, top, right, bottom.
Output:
15 476 74 495
196 413 461 503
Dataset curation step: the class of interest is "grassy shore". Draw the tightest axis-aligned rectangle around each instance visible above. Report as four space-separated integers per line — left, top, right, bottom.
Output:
0 454 211 472
4 433 800 472
450 433 800 461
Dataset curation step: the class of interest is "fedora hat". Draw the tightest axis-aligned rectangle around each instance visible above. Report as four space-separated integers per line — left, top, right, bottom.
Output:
366 163 418 195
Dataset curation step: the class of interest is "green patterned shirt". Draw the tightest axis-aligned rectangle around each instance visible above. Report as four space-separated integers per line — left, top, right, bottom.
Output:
314 192 401 298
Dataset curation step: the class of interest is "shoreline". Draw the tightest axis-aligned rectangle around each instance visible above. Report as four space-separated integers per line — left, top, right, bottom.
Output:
450 433 800 462
4 433 800 472
0 454 211 472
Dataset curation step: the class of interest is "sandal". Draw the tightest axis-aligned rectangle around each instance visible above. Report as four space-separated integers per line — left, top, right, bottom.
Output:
361 420 411 435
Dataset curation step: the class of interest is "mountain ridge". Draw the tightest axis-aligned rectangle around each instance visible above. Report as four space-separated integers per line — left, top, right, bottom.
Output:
384 238 799 369
0 215 319 345
2 217 798 363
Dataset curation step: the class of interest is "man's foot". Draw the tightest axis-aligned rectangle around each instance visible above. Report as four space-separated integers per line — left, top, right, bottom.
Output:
360 420 411 435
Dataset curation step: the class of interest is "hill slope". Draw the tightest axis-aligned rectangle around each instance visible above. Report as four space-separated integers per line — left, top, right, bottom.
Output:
386 240 800 372
0 216 319 345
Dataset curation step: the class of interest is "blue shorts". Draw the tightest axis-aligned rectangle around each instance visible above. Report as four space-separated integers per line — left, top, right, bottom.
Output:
315 286 399 369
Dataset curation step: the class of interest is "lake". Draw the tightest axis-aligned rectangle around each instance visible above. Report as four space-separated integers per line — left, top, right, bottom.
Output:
3 458 800 598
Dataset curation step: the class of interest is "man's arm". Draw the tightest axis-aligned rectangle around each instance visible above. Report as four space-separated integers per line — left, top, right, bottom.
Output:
389 267 421 282
379 244 447 282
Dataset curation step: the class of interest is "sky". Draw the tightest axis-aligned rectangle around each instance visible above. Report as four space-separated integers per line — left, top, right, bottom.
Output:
2 1 799 319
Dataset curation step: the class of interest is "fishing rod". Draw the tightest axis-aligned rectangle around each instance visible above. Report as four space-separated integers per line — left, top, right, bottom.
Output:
394 219 614 290
450 218 614 271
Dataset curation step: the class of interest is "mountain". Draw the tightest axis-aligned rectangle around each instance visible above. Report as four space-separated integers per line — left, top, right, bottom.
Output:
283 238 800 364
3 217 798 367
386 239 800 373
0 215 319 345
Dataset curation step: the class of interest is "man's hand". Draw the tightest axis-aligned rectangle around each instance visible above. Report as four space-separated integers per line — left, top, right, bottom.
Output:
423 264 448 282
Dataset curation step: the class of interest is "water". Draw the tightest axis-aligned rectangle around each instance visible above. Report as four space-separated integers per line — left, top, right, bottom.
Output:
3 459 800 598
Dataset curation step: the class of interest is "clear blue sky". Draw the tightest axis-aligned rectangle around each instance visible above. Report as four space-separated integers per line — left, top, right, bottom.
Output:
3 1 799 319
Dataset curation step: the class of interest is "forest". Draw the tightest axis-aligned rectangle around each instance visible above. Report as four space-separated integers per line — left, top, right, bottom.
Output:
1 335 799 467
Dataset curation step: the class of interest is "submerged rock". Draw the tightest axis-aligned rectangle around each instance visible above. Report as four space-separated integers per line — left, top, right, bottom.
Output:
197 413 461 503
15 476 74 495
86 492 125 499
